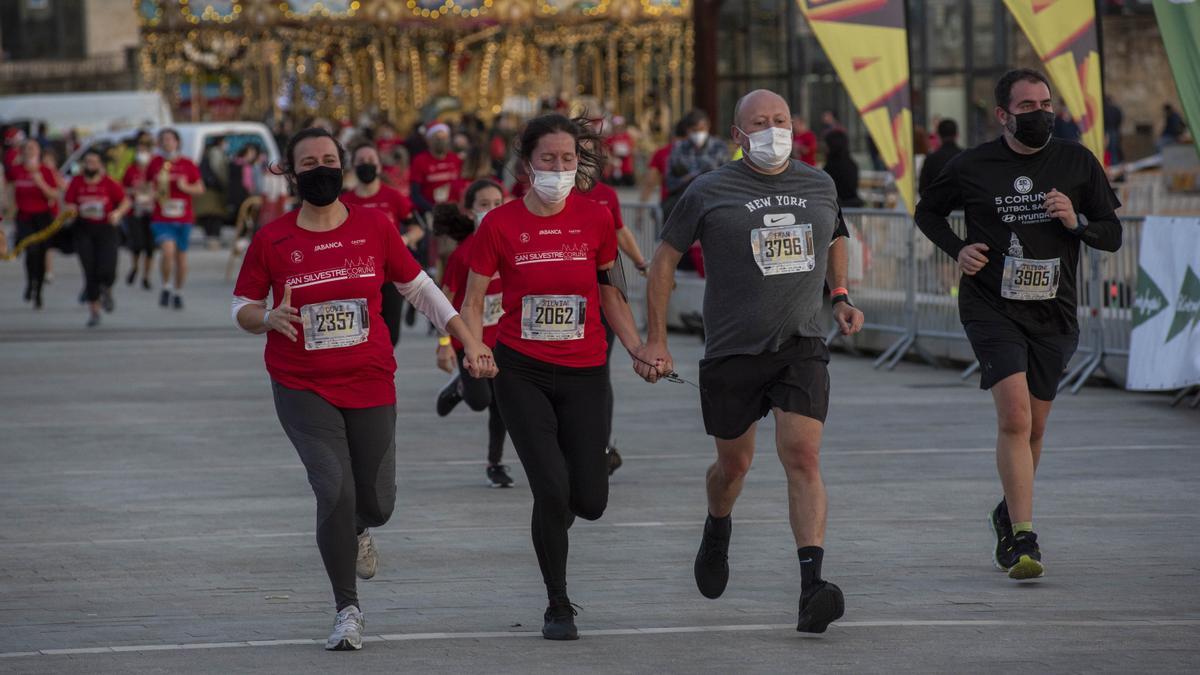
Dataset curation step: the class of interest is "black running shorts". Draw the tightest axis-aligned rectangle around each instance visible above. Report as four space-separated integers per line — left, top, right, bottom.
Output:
963 309 1078 402
698 336 831 440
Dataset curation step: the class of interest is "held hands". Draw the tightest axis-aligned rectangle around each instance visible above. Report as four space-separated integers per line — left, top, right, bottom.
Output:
266 285 302 342
957 243 989 276
1044 189 1076 229
436 343 457 373
634 341 674 384
833 302 865 336
463 341 498 379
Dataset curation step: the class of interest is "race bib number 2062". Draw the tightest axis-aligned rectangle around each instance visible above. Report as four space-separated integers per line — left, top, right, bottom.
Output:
521 295 586 341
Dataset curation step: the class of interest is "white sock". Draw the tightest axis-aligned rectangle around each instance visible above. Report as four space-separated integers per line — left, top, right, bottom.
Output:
163 282 174 292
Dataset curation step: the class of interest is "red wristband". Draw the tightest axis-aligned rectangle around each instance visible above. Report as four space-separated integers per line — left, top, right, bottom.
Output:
830 287 848 298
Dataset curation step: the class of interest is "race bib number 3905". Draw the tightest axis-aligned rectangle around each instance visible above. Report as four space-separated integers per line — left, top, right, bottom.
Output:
302 298 370 350
521 295 586 341
1001 256 1061 301
751 222 815 276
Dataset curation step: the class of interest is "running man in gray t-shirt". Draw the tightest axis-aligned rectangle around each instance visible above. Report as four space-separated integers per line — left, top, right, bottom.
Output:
643 89 865 634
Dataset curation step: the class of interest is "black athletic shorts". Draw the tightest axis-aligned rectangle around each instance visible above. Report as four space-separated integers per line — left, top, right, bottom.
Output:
963 309 1078 402
698 336 830 440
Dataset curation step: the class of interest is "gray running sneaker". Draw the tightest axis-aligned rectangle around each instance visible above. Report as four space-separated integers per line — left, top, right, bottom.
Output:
356 530 378 580
325 605 364 651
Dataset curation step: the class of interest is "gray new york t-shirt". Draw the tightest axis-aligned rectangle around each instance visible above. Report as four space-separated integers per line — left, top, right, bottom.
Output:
661 159 847 359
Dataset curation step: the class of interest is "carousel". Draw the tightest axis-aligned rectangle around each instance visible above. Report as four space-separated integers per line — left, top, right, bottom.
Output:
135 0 692 133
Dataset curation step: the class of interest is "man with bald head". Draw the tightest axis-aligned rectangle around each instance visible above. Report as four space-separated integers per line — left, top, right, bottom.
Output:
644 89 864 633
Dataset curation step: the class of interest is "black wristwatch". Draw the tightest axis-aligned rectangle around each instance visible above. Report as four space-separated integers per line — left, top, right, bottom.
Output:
831 293 853 307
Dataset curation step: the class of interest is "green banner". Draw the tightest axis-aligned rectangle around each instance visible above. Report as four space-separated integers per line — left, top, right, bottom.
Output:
1154 0 1200 162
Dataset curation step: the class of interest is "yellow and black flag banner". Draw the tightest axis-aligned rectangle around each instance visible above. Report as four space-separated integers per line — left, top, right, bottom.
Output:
0 210 76 261
797 0 915 214
1004 0 1105 161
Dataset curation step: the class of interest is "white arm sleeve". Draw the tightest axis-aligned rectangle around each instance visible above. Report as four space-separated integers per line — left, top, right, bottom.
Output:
232 295 267 324
394 270 459 334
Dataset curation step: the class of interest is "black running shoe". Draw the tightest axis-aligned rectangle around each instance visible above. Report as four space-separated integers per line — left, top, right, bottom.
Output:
487 464 514 488
1007 531 1044 580
694 516 731 599
101 287 115 313
86 313 101 328
797 580 845 633
542 601 579 641
172 294 183 310
126 268 137 286
141 277 152 291
989 500 1016 571
607 446 623 476
159 289 170 307
436 374 462 417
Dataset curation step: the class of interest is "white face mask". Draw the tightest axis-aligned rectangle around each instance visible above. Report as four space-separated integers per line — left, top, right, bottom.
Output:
529 167 577 204
473 209 492 226
136 151 152 165
689 130 709 148
738 126 792 170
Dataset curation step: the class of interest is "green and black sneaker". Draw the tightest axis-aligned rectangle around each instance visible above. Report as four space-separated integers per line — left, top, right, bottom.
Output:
1007 531 1044 580
989 500 1016 571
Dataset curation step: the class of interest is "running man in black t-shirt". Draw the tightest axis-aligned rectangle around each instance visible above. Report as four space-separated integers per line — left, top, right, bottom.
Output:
915 69 1122 581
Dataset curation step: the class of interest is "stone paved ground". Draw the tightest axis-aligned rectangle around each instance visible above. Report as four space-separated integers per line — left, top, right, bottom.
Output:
1 248 1197 673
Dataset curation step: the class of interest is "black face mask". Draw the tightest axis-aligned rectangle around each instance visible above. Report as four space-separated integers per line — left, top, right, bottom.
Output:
1006 109 1055 149
430 139 449 155
354 163 378 184
296 165 343 206
83 168 100 178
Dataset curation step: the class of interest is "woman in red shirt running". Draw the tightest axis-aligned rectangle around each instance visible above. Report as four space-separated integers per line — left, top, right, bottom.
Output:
5 139 62 309
232 128 496 652
432 179 511 487
462 114 658 640
65 149 131 326
340 142 423 347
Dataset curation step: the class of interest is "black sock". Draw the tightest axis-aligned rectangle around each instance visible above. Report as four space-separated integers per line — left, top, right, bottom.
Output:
798 546 824 591
706 513 731 538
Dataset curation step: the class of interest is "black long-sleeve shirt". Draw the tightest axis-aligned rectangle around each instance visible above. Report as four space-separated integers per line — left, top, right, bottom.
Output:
914 136 1121 335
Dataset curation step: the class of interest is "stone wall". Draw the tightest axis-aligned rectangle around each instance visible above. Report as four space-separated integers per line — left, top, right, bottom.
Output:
1014 14 1182 160
85 0 139 59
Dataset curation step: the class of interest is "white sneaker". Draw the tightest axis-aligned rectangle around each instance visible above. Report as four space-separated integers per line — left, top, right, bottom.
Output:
356 530 378 580
325 605 364 651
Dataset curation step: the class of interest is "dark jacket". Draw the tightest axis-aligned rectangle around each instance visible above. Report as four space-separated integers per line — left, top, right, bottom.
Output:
918 141 962 197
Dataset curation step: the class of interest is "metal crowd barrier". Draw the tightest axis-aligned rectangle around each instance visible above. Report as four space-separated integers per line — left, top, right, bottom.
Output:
620 200 1148 394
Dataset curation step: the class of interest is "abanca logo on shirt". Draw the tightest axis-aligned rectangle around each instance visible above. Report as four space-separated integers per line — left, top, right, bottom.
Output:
314 241 344 252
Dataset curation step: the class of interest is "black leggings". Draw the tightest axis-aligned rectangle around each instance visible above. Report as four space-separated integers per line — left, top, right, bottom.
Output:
381 282 403 346
457 351 507 464
16 212 53 293
493 342 611 602
271 382 397 611
75 222 119 303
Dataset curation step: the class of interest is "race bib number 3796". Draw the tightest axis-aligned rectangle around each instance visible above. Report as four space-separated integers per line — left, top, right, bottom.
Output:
521 295 586 341
751 222 815 276
302 298 370 350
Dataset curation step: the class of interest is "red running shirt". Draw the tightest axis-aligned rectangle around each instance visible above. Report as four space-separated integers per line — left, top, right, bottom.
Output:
649 144 672 201
146 155 201 223
8 164 58 215
444 231 502 351
339 183 413 231
65 175 125 224
233 205 423 408
575 182 624 230
470 193 617 368
410 151 463 205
